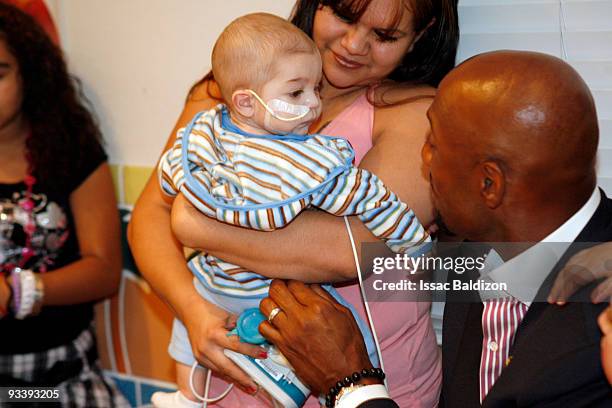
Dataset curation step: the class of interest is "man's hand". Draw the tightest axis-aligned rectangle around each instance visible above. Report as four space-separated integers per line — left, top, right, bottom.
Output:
259 280 374 394
548 242 612 305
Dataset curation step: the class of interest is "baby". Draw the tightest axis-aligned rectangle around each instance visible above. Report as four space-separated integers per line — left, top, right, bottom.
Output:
154 13 429 408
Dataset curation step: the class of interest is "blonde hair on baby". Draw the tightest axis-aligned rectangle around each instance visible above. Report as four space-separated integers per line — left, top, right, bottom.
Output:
212 12 319 101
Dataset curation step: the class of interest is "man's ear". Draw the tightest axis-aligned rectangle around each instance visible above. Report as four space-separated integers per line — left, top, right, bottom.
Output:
480 161 505 209
232 89 256 118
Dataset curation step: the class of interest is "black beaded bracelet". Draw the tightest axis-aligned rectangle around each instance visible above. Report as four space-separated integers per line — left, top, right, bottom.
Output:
325 367 385 407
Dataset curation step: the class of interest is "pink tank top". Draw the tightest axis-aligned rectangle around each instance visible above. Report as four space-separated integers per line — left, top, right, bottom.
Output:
207 93 441 407
321 93 442 408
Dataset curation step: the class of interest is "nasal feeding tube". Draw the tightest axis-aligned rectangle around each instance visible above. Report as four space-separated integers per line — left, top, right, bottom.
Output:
246 89 312 121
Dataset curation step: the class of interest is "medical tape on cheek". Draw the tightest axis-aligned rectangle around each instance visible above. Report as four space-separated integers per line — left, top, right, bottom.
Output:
246 89 310 121
268 99 310 117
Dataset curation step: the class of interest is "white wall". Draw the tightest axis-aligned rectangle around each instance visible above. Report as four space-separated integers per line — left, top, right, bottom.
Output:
51 0 612 177
52 0 294 166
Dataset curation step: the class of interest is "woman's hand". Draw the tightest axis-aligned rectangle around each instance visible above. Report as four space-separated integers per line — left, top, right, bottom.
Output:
548 242 612 305
258 280 374 394
182 292 266 393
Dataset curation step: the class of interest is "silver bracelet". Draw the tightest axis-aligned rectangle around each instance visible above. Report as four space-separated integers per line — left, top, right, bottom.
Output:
12 268 44 319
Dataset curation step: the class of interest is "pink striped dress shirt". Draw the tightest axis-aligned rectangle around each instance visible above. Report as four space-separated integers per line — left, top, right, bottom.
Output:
479 298 529 403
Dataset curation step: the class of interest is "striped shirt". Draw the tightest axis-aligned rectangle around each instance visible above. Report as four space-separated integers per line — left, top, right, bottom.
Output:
159 105 429 298
479 298 529 403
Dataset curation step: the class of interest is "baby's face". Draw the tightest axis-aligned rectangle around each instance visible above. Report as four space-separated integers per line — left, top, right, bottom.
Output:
255 52 323 135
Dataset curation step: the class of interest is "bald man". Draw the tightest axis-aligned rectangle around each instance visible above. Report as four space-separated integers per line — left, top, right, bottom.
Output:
258 51 612 408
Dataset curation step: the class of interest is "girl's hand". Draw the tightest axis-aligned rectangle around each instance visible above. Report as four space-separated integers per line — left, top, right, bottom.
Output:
0 276 11 319
182 293 267 393
549 242 612 305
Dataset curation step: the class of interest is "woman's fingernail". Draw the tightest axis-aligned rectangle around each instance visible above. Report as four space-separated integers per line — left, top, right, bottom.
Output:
259 350 268 359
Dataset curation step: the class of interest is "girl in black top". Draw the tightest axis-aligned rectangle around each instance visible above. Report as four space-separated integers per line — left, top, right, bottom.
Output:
0 3 127 406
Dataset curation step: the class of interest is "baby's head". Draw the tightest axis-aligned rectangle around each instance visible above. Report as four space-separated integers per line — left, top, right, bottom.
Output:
212 13 322 135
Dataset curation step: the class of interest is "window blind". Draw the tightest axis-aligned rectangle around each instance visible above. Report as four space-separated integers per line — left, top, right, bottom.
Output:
458 0 612 190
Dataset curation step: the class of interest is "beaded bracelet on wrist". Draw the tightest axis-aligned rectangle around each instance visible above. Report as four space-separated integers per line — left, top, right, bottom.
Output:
325 367 386 407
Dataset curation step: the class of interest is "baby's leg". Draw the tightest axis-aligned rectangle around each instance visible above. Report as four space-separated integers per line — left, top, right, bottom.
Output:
176 361 206 401
150 362 206 407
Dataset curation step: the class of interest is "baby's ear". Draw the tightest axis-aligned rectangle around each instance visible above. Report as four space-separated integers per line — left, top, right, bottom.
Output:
232 89 255 118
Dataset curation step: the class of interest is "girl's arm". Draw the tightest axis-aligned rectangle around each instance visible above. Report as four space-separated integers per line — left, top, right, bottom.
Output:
171 87 435 282
0 163 122 309
39 163 122 304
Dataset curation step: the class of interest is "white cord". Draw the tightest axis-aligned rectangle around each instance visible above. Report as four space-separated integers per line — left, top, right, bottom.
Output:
558 0 569 60
189 362 233 406
343 216 387 388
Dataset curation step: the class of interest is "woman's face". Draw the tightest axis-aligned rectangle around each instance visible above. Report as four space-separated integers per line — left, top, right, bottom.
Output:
0 39 23 134
313 0 419 90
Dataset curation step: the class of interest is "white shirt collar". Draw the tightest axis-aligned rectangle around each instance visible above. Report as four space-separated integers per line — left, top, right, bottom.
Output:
479 187 601 305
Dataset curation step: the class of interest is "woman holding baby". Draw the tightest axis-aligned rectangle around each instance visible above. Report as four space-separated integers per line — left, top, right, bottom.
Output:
129 0 458 406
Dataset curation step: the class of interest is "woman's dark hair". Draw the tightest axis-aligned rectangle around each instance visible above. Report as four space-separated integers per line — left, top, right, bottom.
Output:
190 0 458 100
291 0 459 87
0 2 103 189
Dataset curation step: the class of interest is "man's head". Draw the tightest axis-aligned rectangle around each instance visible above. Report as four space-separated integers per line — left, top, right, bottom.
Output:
212 13 322 134
422 50 599 242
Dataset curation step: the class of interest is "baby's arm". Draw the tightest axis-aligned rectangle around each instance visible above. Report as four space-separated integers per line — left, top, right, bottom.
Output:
311 167 429 252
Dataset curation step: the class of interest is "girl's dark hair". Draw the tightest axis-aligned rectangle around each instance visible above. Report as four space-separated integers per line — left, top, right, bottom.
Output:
191 0 458 99
0 2 104 189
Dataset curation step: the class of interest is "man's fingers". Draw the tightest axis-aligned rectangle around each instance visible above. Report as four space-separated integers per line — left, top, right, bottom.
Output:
310 284 348 312
258 321 283 344
592 277 612 303
259 297 288 328
285 280 332 306
268 279 305 311
310 284 335 301
549 264 592 304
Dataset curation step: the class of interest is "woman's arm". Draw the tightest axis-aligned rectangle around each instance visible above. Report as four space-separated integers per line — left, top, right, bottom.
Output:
128 91 215 322
171 87 435 282
127 85 264 390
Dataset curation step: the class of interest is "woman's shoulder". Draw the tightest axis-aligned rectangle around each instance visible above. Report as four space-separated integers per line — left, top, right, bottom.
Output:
188 78 223 103
371 82 435 141
372 81 436 109
174 78 225 134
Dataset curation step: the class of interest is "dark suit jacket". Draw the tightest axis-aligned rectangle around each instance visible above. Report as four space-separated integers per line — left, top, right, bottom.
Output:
441 192 612 407
358 193 612 408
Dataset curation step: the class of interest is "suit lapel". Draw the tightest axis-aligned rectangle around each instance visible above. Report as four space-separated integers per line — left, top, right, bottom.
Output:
483 193 612 406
